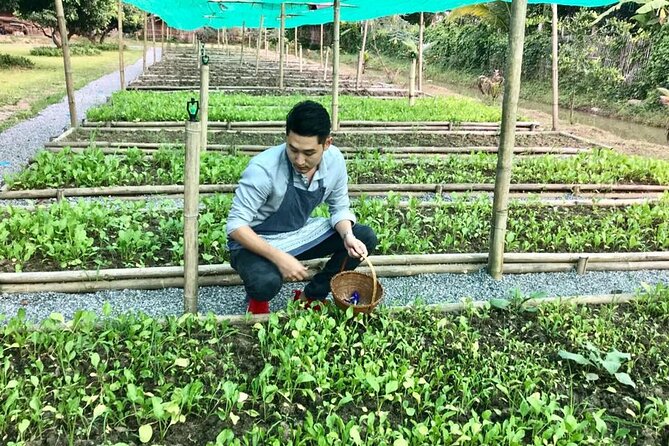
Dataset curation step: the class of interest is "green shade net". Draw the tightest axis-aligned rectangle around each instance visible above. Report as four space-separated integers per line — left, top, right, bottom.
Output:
125 0 617 31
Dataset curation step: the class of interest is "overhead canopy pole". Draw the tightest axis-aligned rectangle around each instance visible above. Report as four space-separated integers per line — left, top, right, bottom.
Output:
240 21 246 65
256 15 264 75
54 0 77 127
418 12 424 92
142 12 148 71
151 14 157 62
332 0 341 131
279 4 286 90
487 0 529 279
551 4 559 131
356 20 369 89
320 24 324 66
117 1 125 90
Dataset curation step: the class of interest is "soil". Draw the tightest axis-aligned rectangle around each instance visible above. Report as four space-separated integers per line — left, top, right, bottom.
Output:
67 128 586 149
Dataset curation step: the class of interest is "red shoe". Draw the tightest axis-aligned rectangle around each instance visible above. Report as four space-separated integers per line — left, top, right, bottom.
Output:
247 298 270 315
292 290 325 311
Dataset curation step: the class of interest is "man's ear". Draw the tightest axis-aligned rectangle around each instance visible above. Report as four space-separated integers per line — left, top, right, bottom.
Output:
322 135 333 151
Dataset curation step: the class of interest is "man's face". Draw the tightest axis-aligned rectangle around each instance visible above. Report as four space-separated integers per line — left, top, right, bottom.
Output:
285 131 332 175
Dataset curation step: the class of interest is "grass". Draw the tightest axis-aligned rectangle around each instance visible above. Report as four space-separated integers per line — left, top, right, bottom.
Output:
2 284 669 444
0 41 142 132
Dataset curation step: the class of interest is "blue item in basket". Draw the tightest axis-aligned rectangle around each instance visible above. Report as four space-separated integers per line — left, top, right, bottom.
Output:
346 291 360 305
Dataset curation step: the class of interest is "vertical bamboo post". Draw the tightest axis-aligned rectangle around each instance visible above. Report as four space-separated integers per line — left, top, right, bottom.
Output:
166 26 170 49
142 12 147 72
294 26 299 59
151 15 156 62
256 16 264 75
54 0 77 127
299 45 303 72
183 101 201 314
551 3 559 131
487 0 529 280
323 47 330 80
418 12 424 92
409 57 417 106
264 29 269 57
332 0 341 131
197 37 201 69
577 257 588 275
217 29 221 48
117 1 125 90
279 4 286 90
160 18 164 55
200 55 209 152
356 20 369 89
320 24 324 67
240 22 246 66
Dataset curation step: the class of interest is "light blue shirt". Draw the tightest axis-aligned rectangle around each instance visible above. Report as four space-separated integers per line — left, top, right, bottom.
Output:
226 143 357 236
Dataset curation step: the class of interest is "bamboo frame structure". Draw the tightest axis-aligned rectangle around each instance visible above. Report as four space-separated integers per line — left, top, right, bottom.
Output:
54 0 77 127
117 1 126 90
2 252 667 294
255 16 264 75
279 5 286 89
356 21 369 90
142 12 148 72
151 15 157 62
332 0 341 131
183 119 201 313
409 58 417 106
200 58 209 152
551 4 559 131
239 22 246 66
488 0 528 279
418 12 424 92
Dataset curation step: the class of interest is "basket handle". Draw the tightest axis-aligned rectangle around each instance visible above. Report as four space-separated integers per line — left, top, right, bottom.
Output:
363 256 378 305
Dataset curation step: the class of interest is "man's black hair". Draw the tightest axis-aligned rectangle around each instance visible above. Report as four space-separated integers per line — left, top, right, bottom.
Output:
286 100 331 145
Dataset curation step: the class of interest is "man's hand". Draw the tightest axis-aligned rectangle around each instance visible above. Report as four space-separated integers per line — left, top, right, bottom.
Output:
275 251 309 281
343 232 368 260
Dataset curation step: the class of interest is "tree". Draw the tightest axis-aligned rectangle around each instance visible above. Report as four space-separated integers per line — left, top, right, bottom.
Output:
2 0 142 47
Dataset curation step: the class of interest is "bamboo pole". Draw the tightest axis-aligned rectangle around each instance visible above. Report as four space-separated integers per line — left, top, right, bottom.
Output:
488 0 528 280
200 57 209 152
151 15 156 62
239 22 245 66
279 4 286 90
356 21 369 90
166 26 170 49
117 1 125 90
320 24 324 67
332 0 341 131
323 47 330 80
217 28 221 48
142 12 148 72
264 29 268 57
551 4 559 131
160 18 164 54
299 45 303 72
54 0 77 127
256 16 264 76
294 26 299 59
418 12 424 92
409 58 417 106
184 116 201 313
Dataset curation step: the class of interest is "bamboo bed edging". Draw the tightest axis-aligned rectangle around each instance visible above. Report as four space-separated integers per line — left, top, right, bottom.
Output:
43 143 590 156
51 126 76 143
2 253 669 290
558 131 612 150
2 182 667 200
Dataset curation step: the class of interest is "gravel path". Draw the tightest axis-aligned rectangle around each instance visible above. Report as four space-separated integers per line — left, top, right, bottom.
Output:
0 49 162 184
1 269 668 323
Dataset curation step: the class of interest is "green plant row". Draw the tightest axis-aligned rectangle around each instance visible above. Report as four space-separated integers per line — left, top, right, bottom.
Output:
86 92 503 122
5 148 669 190
1 194 668 273
3 284 669 445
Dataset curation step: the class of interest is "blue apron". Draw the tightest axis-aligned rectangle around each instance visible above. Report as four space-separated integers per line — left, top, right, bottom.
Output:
228 151 335 255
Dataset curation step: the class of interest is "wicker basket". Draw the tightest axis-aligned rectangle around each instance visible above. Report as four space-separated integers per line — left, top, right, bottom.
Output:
331 257 384 314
